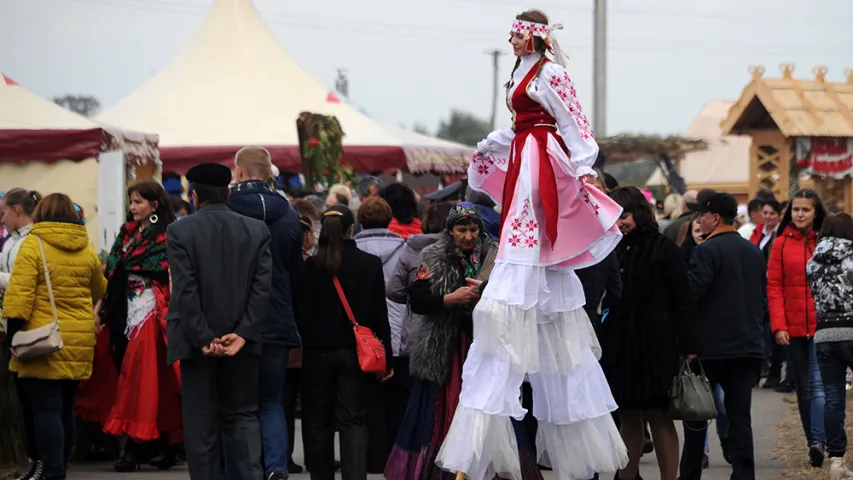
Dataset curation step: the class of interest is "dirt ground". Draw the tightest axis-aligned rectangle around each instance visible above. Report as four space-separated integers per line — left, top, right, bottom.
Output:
775 391 853 480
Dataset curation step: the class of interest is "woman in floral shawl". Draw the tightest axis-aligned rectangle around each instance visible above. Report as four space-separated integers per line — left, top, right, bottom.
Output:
385 203 542 480
84 181 182 471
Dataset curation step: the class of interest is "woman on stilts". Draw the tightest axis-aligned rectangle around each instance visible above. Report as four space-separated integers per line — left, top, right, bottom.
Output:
435 9 629 480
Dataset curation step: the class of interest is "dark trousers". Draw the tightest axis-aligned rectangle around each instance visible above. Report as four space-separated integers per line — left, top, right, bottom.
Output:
816 341 853 458
763 320 785 379
302 347 367 480
365 376 388 473
181 352 263 480
681 358 761 480
284 366 304 466
19 378 79 480
13 373 40 461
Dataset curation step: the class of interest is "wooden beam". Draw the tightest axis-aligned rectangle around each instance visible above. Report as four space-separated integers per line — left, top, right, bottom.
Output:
785 78 823 124
823 81 853 128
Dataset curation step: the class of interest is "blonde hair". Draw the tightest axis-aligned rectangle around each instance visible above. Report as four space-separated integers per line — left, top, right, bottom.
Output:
234 146 272 180
328 183 353 202
664 193 683 219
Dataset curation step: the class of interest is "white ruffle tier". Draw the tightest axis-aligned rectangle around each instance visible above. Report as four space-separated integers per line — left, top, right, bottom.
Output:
537 416 628 480
435 263 628 480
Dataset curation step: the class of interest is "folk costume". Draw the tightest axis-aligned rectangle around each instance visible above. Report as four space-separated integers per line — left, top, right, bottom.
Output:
386 204 544 480
98 221 183 444
435 17 628 480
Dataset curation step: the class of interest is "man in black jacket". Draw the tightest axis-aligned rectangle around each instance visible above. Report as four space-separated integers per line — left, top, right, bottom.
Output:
681 192 766 480
167 163 272 480
227 146 303 480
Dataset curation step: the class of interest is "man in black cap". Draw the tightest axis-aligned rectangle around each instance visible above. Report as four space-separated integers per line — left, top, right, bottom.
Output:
166 163 272 480
680 192 767 480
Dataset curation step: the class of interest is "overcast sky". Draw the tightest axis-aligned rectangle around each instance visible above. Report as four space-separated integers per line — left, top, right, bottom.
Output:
1 0 851 137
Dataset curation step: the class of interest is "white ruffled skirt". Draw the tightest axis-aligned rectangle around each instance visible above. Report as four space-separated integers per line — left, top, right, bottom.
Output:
435 262 628 480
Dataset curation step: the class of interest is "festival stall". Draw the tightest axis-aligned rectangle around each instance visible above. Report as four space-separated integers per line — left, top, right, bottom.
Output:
0 73 160 250
720 64 853 209
97 0 472 175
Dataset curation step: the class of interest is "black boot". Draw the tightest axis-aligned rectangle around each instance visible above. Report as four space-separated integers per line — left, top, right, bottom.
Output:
114 441 141 472
149 444 177 470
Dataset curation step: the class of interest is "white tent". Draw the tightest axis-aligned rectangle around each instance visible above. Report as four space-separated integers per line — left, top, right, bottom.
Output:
98 0 470 174
647 100 751 199
0 73 160 250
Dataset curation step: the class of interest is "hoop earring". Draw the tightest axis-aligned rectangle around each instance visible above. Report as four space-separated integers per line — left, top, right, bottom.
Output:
149 214 159 224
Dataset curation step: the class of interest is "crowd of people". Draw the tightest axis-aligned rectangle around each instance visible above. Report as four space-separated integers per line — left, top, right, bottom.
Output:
4 6 853 480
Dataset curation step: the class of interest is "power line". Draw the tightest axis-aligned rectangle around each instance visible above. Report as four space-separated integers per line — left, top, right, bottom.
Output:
450 0 853 23
57 0 853 55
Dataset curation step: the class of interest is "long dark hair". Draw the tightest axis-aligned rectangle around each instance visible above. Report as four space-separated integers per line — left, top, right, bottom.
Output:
610 186 659 233
777 188 826 235
379 183 419 225
127 180 176 231
315 204 355 276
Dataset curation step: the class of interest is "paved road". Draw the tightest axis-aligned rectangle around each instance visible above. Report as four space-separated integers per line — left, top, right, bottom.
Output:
68 389 787 480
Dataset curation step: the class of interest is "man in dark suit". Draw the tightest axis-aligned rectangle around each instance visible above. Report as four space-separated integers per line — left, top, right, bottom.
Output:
166 163 272 480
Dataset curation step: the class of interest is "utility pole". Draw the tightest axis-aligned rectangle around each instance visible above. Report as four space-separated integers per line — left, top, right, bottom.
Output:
485 49 506 130
593 0 607 137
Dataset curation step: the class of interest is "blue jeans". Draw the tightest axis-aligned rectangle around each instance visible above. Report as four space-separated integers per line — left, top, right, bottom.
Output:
788 338 826 445
816 341 853 457
224 345 289 478
704 384 729 451
19 379 79 480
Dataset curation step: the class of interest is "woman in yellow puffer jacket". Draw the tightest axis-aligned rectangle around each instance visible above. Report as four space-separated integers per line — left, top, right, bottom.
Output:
5 193 107 480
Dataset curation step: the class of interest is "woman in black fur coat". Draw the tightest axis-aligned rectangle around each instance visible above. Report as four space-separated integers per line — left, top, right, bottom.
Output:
601 187 699 480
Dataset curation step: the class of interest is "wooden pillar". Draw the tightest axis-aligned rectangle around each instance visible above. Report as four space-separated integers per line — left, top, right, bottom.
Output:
748 130 791 201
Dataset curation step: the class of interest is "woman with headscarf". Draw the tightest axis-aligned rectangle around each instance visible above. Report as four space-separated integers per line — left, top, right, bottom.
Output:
385 203 543 480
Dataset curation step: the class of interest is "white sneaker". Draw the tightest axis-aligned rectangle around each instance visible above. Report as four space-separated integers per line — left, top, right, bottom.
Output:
829 457 853 480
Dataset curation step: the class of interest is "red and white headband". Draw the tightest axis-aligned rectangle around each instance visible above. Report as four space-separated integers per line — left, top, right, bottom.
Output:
510 19 550 38
509 19 563 53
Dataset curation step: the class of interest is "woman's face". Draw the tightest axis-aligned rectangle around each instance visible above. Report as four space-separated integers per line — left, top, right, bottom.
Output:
0 199 22 231
616 212 636 235
451 221 480 251
791 197 816 231
509 32 526 57
762 205 781 230
691 219 704 245
129 192 157 223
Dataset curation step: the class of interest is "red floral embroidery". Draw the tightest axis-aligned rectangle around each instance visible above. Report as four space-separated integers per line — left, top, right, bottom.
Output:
506 198 539 249
549 71 595 140
509 234 522 247
580 185 600 217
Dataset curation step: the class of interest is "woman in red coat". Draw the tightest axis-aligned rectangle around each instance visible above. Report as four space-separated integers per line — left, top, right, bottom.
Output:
767 188 827 467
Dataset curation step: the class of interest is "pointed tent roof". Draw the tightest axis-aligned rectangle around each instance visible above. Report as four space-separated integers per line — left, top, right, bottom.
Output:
720 64 853 137
646 100 750 190
0 73 158 164
98 0 463 174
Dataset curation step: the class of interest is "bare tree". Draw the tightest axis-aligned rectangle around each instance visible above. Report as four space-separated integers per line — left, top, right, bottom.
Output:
53 95 101 117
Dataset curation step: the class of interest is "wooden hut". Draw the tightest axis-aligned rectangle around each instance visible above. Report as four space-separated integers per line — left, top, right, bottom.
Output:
720 64 853 210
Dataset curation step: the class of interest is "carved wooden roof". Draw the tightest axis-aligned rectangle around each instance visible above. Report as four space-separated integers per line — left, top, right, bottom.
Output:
721 64 853 137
